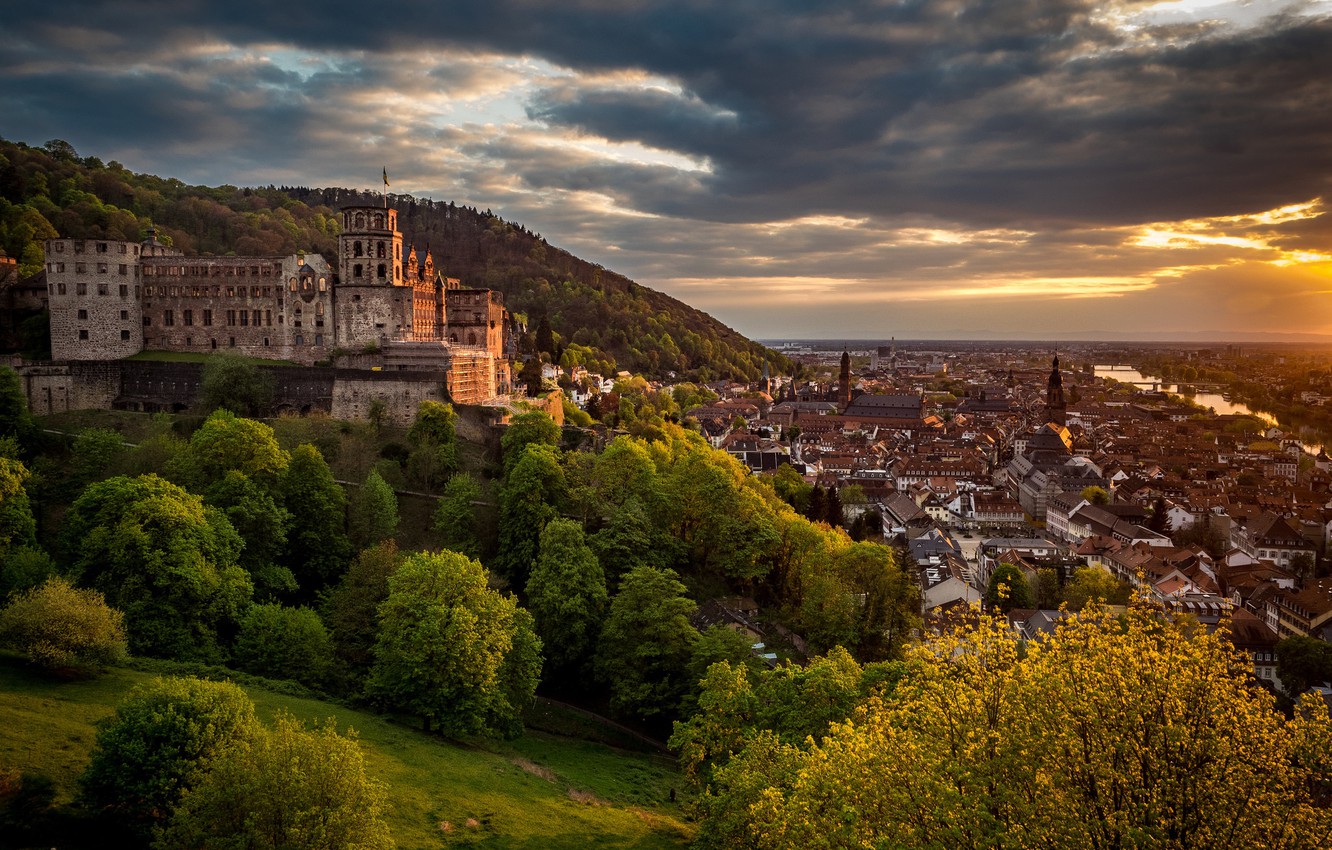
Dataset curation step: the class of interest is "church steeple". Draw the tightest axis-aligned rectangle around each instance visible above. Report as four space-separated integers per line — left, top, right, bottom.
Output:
838 350 852 408
1045 353 1066 426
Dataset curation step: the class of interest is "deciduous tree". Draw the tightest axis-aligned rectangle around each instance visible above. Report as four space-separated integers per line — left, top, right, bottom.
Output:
0 576 126 672
280 444 351 596
232 603 333 688
597 566 699 722
349 468 398 550
525 518 607 674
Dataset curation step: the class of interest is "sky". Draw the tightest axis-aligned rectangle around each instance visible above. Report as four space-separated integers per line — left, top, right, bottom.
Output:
4 0 1332 342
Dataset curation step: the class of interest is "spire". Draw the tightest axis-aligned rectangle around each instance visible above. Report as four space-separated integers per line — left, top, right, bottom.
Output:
1045 351 1066 426
838 349 852 408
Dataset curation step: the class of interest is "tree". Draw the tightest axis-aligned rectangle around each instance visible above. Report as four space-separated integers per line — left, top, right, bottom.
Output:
157 711 392 850
80 677 258 835
1063 566 1131 610
1276 635 1332 698
199 352 273 415
169 409 289 493
500 411 560 476
1033 567 1061 609
232 604 333 688
432 472 482 559
0 457 37 558
0 545 53 601
70 427 125 489
1147 494 1171 533
495 443 565 588
824 485 845 528
280 444 352 597
0 367 35 452
367 550 542 737
597 566 699 723
738 605 1332 850
769 464 812 515
322 541 402 685
0 577 126 672
984 562 1033 613
536 314 555 356
1080 485 1110 506
204 470 294 600
525 519 608 674
520 356 543 397
405 400 460 491
61 475 251 661
349 468 398 550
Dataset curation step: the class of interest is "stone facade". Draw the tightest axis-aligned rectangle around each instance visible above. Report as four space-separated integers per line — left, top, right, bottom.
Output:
42 202 514 406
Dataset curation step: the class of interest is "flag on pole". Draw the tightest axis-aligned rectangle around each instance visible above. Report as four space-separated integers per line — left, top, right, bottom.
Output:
383 167 390 188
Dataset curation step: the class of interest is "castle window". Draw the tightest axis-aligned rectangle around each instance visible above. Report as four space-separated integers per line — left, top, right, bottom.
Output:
203 310 212 326
354 241 363 257
119 244 126 254
289 278 296 292
74 242 85 254
315 334 323 346
229 337 236 347
252 287 260 297
184 310 193 326
119 284 128 296
96 242 107 253
55 243 64 253
121 330 130 341
98 263 108 274
355 213 365 229
318 277 326 292
56 263 66 273
263 337 269 347
352 294 360 302
316 302 324 316
250 266 260 276
135 286 140 297
119 264 127 275
79 330 88 340
169 287 177 297
468 332 476 345
265 310 271 326
120 310 129 320
58 283 66 295
164 310 174 326
97 283 108 296
374 214 383 229
252 310 261 326
240 311 249 326
228 286 236 297
78 309 88 320
77 282 87 295
377 242 386 259
295 335 303 346
227 310 236 326
76 263 87 274
354 264 363 278
377 264 386 279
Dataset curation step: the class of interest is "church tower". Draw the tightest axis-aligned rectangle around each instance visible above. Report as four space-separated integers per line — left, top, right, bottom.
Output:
1045 354 1067 426
838 349 852 408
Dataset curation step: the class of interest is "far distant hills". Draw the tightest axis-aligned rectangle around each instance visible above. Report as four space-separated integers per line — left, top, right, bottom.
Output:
0 137 788 381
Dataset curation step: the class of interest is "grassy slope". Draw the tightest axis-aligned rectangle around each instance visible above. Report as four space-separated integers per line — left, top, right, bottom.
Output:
0 656 692 849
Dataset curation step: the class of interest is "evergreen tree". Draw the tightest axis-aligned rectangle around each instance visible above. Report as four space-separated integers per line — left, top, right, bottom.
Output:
824 485 844 528
526 519 608 674
432 473 482 559
805 484 826 523
280 445 352 598
349 469 398 550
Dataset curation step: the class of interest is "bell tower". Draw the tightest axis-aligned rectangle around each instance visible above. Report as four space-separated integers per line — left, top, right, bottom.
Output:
1045 354 1067 426
338 206 403 286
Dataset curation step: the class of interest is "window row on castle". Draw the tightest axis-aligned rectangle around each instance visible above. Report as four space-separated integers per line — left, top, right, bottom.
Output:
137 284 283 299
51 241 139 256
52 282 133 297
350 241 399 260
349 263 396 281
144 309 279 328
144 263 282 277
48 262 133 275
142 334 325 350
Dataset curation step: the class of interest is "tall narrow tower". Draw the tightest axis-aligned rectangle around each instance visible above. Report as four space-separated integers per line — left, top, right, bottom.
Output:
838 349 852 408
1045 354 1067 427
334 205 409 347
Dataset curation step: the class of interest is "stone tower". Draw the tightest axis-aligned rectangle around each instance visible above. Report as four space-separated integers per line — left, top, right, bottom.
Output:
838 349 852 408
335 206 410 347
1045 353 1067 426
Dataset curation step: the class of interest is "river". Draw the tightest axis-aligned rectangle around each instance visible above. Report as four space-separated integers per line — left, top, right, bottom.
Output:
1093 365 1325 455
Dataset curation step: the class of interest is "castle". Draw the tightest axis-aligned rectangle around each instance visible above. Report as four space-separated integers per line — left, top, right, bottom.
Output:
40 204 512 406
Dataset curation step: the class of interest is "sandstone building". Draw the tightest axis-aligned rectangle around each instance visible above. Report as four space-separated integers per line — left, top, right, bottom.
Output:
41 204 512 404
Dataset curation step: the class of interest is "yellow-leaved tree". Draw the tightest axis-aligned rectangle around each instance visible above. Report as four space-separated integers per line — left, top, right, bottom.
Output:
717 599 1332 850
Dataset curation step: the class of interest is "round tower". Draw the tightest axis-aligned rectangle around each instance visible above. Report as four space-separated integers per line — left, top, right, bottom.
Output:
338 206 403 285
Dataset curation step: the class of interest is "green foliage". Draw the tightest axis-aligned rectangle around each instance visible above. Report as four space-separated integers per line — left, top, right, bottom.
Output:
1080 485 1110 505
169 409 288 493
61 474 251 661
496 442 566 588
367 550 542 738
199 352 274 416
70 427 125 489
0 544 54 600
404 400 459 491
597 566 699 722
232 604 333 688
80 677 259 834
985 562 1033 613
349 468 398 550
321 541 403 686
0 576 127 672
501 411 561 475
0 456 37 553
526 518 608 673
1276 635 1332 698
0 367 35 452
1063 566 1131 610
203 470 295 600
156 711 393 850
279 444 351 596
432 472 482 559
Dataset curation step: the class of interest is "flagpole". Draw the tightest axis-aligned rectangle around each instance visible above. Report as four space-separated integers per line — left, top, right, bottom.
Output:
382 167 389 209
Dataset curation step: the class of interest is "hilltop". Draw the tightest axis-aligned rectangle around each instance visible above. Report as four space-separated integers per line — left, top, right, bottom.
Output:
0 137 789 381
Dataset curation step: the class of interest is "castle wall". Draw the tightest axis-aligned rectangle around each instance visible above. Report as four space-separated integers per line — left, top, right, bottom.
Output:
330 369 449 425
18 361 119 415
45 238 144 360
332 285 411 350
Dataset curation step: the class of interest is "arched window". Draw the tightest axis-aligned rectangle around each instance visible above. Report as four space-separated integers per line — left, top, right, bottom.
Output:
353 241 363 257
318 277 326 292
377 242 386 259
373 214 383 229
355 213 365 229
289 277 297 291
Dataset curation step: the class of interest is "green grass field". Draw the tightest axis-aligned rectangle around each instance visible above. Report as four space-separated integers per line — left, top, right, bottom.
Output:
0 656 693 849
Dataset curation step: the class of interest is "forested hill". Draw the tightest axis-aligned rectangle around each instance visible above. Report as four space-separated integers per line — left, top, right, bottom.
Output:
0 137 789 381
